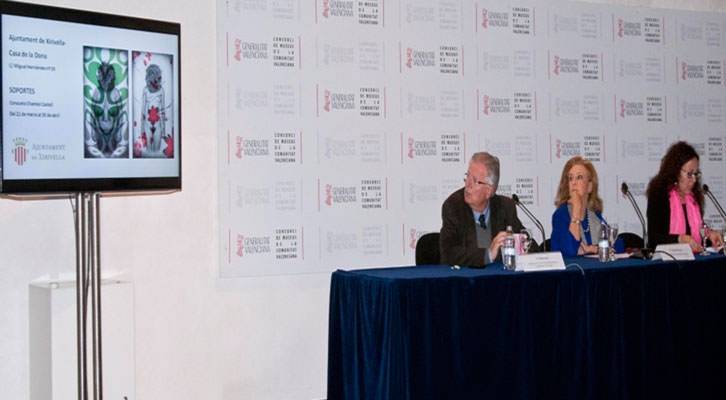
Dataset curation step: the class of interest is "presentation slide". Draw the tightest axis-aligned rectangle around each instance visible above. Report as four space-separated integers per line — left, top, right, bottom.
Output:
1 13 180 180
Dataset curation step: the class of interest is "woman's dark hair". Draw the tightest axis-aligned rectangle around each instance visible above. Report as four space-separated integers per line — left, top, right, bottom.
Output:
646 141 703 213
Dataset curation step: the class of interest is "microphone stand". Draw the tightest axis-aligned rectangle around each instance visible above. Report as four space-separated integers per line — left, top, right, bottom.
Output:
512 194 547 251
621 182 649 252
703 184 726 223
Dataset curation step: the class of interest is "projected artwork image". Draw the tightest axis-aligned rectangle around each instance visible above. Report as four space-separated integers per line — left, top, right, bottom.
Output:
83 47 129 158
132 51 174 158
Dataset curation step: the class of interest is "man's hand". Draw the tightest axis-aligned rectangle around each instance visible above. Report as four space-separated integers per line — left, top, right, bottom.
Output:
489 231 509 261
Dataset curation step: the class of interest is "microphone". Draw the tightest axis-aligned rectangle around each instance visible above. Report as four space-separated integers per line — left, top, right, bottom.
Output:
702 184 726 223
621 182 649 253
511 193 547 251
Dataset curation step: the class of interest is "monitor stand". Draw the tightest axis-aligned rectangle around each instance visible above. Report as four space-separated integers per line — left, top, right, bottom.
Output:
73 192 103 400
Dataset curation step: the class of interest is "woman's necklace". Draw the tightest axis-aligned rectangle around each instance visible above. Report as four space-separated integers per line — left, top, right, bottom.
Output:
581 209 590 233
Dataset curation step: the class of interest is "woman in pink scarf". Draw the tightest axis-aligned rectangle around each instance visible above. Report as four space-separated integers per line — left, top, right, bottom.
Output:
646 141 723 251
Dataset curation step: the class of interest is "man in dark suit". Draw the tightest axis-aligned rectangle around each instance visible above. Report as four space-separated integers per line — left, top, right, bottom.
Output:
440 152 524 267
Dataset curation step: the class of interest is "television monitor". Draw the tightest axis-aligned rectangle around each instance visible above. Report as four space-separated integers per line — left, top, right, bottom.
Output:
0 1 181 194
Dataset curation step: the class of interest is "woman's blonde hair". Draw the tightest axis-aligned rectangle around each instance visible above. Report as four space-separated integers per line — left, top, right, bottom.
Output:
554 156 603 213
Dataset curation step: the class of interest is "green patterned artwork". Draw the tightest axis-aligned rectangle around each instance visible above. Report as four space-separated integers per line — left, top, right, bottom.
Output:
83 47 129 158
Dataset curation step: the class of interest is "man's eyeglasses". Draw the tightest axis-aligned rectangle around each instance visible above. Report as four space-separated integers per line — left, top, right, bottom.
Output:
681 169 702 180
464 172 490 186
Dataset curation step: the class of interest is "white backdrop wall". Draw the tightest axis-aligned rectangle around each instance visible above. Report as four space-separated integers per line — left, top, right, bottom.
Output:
220 0 726 277
1 1 726 400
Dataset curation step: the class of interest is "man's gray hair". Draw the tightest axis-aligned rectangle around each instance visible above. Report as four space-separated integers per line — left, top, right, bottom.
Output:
470 152 500 190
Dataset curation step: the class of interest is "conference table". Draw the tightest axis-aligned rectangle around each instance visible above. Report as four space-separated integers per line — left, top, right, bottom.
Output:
327 254 726 400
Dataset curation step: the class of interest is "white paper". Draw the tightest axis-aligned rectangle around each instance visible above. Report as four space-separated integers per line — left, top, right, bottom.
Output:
652 243 695 261
515 252 566 272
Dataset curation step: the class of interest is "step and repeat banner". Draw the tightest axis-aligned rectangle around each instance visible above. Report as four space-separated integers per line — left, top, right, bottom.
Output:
217 0 726 277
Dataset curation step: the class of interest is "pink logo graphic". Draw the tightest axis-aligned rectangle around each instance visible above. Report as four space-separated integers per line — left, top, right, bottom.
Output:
13 146 26 166
618 19 624 38
406 48 413 69
682 62 687 81
234 38 242 62
407 138 415 159
481 9 489 29
322 0 330 18
324 90 331 112
620 99 626 118
236 234 244 258
556 139 562 159
235 136 243 159
410 229 417 249
12 137 27 166
483 95 490 115
325 184 332 205
553 55 560 75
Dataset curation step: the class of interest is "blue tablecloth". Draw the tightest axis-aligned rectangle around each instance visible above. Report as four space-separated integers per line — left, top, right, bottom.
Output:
327 254 726 400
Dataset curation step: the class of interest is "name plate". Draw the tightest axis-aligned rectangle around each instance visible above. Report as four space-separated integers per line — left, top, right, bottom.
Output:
652 243 695 261
515 252 566 272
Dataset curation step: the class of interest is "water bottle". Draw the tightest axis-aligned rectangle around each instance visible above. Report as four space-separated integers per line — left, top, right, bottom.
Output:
700 222 710 255
598 222 610 262
502 225 516 270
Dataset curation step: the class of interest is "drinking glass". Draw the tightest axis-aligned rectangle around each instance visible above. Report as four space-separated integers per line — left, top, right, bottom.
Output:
520 229 533 254
607 223 619 261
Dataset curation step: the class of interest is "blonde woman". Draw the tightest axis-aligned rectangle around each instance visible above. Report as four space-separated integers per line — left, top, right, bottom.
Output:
551 156 624 256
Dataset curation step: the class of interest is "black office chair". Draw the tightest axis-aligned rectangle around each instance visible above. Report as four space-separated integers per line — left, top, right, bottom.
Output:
523 238 541 253
618 232 644 249
538 238 551 253
415 232 440 265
